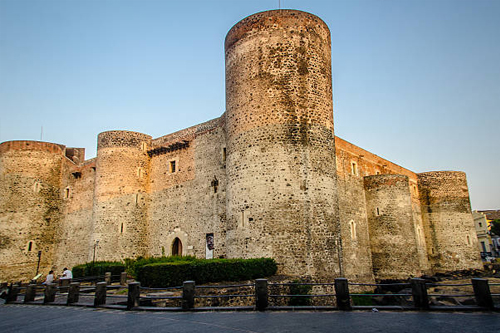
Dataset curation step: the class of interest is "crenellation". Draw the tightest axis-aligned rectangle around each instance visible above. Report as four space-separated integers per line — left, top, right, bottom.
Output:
0 9 482 282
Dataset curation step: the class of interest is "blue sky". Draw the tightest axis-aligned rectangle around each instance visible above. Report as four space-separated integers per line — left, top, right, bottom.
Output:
1 0 499 209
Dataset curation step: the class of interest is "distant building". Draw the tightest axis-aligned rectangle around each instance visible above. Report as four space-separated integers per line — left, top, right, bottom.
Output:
477 210 500 257
472 211 493 259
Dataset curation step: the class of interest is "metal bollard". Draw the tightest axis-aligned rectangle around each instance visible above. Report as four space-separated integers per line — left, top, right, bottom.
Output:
94 282 107 307
472 278 494 310
6 284 19 304
44 283 57 303
127 282 141 310
411 278 429 310
105 272 112 285
335 278 352 310
24 284 36 303
255 279 268 311
67 282 80 304
120 272 128 286
182 281 195 310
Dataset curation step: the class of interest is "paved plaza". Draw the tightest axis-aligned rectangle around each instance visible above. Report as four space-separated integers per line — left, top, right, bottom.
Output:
1 304 499 333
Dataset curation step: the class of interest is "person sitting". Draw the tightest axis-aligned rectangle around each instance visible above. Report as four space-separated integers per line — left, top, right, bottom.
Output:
60 268 73 286
43 270 55 284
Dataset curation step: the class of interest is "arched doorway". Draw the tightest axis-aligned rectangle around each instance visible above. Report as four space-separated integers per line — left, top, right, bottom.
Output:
172 237 182 256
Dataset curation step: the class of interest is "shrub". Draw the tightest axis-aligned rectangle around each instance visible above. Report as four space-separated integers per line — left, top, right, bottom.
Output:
125 255 196 278
137 257 277 287
72 261 125 278
288 280 312 306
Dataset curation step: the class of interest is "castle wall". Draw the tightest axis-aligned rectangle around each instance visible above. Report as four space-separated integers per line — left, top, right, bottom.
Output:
0 141 63 281
418 171 482 272
92 131 152 261
53 158 96 271
148 118 227 259
335 138 430 278
364 175 422 279
225 10 340 279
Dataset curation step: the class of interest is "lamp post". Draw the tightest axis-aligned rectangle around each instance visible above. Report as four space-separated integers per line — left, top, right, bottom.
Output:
92 240 99 274
35 250 42 276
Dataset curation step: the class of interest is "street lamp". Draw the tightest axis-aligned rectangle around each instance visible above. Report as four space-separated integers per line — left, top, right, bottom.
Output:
35 250 42 276
92 240 99 273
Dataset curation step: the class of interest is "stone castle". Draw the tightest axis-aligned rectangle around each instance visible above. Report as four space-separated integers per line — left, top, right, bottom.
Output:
0 10 482 283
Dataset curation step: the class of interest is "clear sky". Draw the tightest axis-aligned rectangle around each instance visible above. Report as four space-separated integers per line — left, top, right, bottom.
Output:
1 0 499 210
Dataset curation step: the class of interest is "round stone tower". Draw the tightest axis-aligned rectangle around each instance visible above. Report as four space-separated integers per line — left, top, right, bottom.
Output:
417 171 482 272
92 131 152 261
0 141 64 281
224 10 340 279
364 175 421 279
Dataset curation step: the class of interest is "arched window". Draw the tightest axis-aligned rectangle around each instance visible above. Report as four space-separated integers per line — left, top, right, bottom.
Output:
172 238 182 256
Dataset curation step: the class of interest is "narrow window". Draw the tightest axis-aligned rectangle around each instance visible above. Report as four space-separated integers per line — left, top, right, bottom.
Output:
350 220 357 240
241 210 245 227
222 147 227 163
351 162 358 176
121 223 124 233
481 241 486 252
141 142 147 152
376 207 380 216
33 181 41 193
211 176 219 193
28 241 33 252
137 167 144 178
467 235 471 245
135 194 139 205
170 160 176 173
479 222 482 228
65 187 70 199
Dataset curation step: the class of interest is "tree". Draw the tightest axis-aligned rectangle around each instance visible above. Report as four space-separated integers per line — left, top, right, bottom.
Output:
490 219 500 236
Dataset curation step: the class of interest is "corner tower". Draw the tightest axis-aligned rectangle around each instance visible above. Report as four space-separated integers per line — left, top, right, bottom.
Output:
418 171 483 272
0 141 64 281
92 131 152 261
224 10 340 278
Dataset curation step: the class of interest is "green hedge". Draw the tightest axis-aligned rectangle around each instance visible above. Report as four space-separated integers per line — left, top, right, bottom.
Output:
137 258 277 287
72 261 125 278
124 255 196 278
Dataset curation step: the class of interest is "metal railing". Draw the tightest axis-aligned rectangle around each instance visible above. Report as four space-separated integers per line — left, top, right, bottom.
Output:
5 275 499 312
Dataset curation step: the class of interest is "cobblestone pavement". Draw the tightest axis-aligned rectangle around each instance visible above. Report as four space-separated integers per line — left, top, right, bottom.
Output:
1 304 500 333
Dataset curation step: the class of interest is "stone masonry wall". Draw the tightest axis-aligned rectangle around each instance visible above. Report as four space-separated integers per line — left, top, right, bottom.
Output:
364 175 422 279
418 171 483 272
148 119 227 259
0 141 63 281
53 158 96 271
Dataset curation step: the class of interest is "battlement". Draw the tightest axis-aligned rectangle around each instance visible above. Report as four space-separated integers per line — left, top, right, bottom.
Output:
225 9 329 50
0 140 65 155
